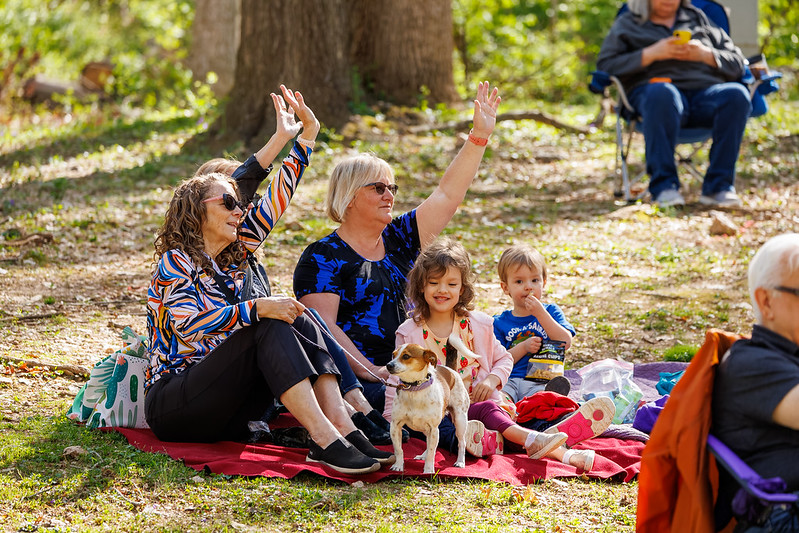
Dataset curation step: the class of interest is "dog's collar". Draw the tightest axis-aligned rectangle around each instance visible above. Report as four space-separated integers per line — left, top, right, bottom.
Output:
397 374 434 392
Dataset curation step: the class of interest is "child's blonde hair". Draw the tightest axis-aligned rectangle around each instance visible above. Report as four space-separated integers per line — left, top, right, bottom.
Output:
406 238 475 324
497 244 548 283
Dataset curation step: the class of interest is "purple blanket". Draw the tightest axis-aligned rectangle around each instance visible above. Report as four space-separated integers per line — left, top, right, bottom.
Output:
564 361 689 403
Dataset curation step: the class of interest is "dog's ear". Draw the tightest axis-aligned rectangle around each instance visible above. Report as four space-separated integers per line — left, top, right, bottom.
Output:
444 340 458 370
423 349 439 367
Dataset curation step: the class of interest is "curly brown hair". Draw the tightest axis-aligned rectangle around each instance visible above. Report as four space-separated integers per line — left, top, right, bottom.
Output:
153 173 246 274
406 237 476 325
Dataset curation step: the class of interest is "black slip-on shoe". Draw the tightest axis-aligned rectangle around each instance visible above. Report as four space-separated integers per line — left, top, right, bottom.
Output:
306 438 380 475
352 411 391 445
345 430 395 465
366 409 409 443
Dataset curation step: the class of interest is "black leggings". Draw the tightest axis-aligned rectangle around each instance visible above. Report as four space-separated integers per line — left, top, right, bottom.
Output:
144 315 339 442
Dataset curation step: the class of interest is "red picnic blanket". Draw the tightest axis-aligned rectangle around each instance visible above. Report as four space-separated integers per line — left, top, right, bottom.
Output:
114 415 643 486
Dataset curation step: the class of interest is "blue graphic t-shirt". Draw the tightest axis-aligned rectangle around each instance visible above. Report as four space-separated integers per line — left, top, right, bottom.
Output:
293 210 421 366
492 303 576 380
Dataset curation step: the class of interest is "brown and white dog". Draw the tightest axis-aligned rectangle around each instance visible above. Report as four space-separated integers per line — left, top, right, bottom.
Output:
386 343 470 474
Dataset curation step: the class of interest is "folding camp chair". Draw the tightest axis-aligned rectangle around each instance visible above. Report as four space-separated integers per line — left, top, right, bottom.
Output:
589 0 783 202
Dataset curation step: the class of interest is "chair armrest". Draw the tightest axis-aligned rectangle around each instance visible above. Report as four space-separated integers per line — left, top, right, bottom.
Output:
588 71 636 116
707 434 798 505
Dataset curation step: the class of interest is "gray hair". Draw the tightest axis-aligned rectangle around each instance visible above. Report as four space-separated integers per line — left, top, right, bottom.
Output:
748 233 799 323
326 153 394 223
627 0 692 24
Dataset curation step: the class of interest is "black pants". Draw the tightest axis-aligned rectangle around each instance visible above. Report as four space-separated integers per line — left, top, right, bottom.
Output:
144 315 339 442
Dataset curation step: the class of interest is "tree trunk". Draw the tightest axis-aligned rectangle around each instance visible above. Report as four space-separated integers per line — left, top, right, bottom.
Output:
187 0 241 97
217 0 352 147
349 0 458 106
212 0 457 150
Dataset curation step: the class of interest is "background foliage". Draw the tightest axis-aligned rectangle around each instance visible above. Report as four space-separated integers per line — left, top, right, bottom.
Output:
2 0 796 114
0 0 200 111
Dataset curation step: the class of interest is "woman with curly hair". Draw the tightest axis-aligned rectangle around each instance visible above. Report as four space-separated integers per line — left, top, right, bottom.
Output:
143 85 392 474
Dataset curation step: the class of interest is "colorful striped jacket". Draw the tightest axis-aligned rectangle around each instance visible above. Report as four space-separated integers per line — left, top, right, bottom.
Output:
144 143 311 391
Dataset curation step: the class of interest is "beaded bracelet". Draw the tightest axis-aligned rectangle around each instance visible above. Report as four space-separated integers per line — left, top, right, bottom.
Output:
468 130 489 147
296 136 315 149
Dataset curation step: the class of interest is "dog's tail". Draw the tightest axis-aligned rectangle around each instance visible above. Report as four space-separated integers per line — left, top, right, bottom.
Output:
446 333 483 367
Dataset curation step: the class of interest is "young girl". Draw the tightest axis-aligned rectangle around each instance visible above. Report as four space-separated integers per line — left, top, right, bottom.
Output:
385 238 595 470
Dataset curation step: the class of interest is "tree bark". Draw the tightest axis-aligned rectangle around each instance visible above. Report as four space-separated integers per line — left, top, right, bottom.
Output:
216 0 351 147
187 0 241 97
212 0 458 149
349 0 458 105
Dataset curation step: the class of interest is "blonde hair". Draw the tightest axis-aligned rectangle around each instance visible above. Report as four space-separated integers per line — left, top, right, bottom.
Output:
627 0 692 23
326 154 394 223
406 238 476 325
153 173 245 274
194 157 241 178
497 244 548 283
748 233 799 323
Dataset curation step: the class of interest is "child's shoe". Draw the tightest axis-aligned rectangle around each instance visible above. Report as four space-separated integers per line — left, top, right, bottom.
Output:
524 431 568 460
563 449 595 472
544 397 615 447
464 420 504 457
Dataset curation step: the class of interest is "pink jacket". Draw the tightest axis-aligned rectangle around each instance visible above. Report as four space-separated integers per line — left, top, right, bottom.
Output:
383 311 514 420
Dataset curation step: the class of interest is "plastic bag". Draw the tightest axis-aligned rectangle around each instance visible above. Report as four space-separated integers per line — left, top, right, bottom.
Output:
577 358 643 424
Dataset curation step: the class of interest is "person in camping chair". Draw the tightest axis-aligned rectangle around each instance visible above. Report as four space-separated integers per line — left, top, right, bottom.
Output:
596 0 749 207
713 233 799 531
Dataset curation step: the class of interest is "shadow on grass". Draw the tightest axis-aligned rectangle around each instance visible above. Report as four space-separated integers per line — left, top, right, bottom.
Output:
0 114 201 171
0 145 213 219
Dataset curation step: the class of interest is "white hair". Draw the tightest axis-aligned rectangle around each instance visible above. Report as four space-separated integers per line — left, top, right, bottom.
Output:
748 233 799 323
627 0 692 24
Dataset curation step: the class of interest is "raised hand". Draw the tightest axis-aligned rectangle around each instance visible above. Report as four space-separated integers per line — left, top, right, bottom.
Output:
471 81 501 139
271 90 302 140
280 84 320 140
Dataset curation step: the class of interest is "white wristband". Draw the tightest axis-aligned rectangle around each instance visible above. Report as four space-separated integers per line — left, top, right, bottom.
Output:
296 137 315 149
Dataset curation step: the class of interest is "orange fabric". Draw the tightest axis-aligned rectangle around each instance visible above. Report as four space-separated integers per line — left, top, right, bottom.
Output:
636 329 742 533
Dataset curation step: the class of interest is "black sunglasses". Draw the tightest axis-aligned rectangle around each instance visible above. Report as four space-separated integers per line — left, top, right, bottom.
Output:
775 286 799 297
363 182 399 195
203 193 245 212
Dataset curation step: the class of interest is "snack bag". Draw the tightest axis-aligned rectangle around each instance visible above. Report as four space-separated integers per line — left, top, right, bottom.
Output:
524 339 566 383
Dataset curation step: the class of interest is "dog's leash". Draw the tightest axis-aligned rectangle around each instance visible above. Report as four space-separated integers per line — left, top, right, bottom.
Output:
292 309 405 389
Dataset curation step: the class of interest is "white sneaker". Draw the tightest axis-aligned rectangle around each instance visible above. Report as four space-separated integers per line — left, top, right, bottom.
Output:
652 189 685 207
525 431 568 460
699 190 742 207
464 420 504 457
563 449 596 472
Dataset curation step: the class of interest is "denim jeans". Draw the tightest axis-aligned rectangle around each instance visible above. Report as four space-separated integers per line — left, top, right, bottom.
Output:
735 502 799 533
628 81 751 198
306 308 363 397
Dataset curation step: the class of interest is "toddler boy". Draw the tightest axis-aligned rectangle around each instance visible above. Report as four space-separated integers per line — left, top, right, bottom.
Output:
493 244 575 403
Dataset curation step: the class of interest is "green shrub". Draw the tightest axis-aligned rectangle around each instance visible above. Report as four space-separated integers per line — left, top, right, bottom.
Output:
662 344 699 363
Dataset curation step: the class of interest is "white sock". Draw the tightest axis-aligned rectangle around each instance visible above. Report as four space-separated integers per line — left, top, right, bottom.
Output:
562 448 576 465
524 431 540 450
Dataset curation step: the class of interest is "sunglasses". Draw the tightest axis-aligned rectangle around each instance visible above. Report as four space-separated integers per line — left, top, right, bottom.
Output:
363 182 399 195
203 193 245 212
775 286 799 297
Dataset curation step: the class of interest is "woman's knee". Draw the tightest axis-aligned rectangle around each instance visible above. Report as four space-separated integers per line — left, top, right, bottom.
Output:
718 83 752 113
643 82 682 108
